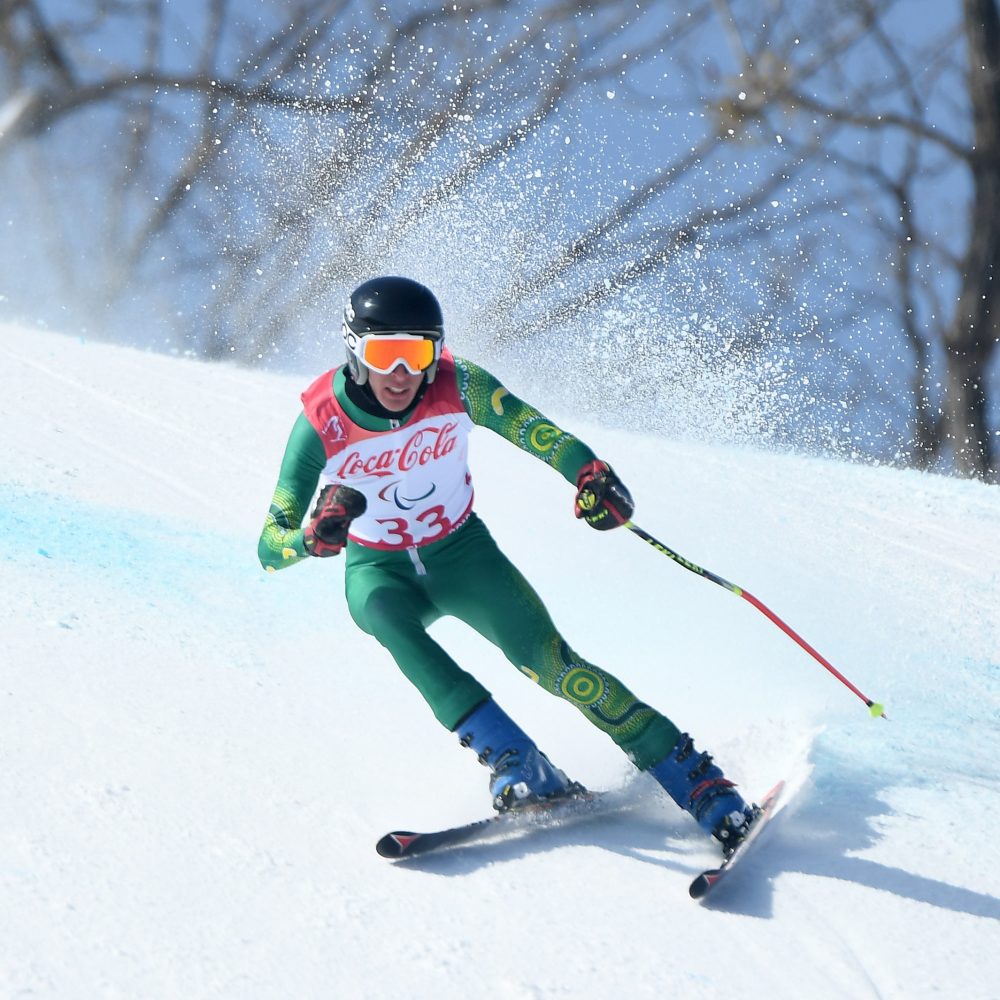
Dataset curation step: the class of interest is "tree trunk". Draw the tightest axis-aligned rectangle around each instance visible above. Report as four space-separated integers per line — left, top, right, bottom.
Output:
946 0 1000 480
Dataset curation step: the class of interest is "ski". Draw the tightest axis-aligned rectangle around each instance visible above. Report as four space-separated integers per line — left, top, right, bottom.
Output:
376 789 610 860
688 780 785 900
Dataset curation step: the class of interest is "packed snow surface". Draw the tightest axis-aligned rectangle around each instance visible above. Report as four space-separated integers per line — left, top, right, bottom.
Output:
2 325 998 999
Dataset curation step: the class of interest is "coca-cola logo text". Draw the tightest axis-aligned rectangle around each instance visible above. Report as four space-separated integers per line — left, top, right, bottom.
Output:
336 422 460 479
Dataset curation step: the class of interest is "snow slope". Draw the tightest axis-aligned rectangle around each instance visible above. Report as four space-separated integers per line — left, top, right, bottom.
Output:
2 324 998 999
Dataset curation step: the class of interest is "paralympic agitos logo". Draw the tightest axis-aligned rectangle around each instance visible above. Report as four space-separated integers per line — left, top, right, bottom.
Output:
336 422 460 478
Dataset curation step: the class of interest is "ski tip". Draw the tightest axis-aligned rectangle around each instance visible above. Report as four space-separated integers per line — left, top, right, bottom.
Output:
375 831 420 859
764 779 786 805
689 869 721 899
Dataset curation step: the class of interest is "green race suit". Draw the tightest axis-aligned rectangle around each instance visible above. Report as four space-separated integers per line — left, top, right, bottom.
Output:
259 355 679 768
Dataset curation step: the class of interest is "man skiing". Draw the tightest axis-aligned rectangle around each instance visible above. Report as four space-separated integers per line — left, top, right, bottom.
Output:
259 275 755 856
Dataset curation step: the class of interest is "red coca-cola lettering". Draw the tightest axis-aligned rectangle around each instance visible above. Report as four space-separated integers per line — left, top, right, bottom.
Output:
336 448 396 478
336 422 459 479
399 422 458 470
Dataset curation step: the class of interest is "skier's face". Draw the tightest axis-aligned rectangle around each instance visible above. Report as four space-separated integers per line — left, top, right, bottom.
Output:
368 364 424 412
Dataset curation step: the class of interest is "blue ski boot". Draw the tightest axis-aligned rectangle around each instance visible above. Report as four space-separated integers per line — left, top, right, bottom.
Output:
456 699 576 812
648 733 754 856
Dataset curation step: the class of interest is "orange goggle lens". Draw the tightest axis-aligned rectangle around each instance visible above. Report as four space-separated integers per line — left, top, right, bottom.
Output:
360 335 437 374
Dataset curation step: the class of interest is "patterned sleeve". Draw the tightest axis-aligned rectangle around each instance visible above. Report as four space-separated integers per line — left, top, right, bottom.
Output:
257 413 327 572
453 355 597 485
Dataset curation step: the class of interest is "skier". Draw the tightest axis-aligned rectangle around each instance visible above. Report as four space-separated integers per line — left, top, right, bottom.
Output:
258 275 755 855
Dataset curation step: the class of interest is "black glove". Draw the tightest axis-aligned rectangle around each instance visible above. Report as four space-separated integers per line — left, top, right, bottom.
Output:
303 484 367 557
574 460 634 530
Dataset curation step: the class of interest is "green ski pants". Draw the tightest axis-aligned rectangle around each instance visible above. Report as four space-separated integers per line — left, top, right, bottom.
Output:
344 513 679 770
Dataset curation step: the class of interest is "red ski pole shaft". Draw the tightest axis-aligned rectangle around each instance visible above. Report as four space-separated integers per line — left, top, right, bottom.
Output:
624 521 887 719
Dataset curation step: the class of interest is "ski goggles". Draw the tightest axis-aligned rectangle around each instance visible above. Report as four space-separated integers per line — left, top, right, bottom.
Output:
348 332 441 375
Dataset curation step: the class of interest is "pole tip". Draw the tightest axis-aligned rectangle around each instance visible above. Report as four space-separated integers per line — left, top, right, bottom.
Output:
869 701 886 719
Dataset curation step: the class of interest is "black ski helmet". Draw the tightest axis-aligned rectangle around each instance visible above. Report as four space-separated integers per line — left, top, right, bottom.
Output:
342 276 445 386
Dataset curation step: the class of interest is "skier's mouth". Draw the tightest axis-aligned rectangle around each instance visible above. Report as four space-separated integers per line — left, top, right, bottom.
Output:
378 382 417 410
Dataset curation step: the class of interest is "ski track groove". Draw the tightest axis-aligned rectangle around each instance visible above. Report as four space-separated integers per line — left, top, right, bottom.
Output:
680 440 995 582
783 879 887 999
4 345 252 499
114 354 301 420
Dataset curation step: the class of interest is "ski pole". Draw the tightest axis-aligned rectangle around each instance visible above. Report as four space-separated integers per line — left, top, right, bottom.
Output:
624 521 887 719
